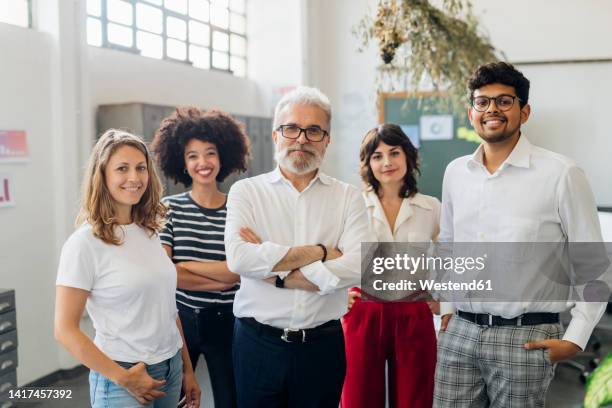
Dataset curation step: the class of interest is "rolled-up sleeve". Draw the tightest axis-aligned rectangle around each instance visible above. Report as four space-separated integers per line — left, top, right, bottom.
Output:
301 187 369 294
225 180 290 279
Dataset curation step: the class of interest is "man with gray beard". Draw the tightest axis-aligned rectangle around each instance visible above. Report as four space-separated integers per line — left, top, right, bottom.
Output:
224 86 370 408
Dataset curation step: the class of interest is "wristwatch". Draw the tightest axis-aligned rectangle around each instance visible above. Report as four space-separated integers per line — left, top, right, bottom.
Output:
275 275 285 288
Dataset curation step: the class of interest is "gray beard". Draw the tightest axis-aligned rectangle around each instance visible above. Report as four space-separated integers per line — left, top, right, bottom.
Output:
274 147 323 175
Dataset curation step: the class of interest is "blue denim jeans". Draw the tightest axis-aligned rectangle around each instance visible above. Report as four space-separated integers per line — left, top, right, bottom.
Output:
89 350 183 408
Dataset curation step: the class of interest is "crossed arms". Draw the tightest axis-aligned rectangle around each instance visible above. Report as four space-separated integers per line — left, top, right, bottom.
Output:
238 227 341 292
224 181 370 294
162 245 240 292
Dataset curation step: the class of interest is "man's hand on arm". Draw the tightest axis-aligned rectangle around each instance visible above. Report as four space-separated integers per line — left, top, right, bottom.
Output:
284 269 319 292
239 227 342 271
262 269 319 292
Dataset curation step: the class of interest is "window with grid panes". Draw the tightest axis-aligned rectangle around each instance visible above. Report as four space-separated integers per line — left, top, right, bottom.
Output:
0 0 31 28
86 0 247 77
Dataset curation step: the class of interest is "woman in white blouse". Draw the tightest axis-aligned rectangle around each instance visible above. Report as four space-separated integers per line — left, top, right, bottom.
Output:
341 124 440 408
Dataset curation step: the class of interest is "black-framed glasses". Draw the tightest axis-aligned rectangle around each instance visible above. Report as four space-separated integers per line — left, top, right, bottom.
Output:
471 94 522 112
276 125 329 142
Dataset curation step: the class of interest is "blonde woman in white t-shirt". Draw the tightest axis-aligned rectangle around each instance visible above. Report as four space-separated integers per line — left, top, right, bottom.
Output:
54 129 201 408
341 124 440 408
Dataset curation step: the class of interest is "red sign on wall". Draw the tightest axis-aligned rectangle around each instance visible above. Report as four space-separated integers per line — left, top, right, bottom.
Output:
0 174 14 208
0 130 29 163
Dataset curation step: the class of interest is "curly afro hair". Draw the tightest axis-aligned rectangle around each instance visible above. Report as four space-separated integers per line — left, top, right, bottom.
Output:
151 106 250 187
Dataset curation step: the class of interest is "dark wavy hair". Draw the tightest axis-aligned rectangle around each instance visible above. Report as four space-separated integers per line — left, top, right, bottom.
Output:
359 124 420 198
468 62 530 108
151 107 250 187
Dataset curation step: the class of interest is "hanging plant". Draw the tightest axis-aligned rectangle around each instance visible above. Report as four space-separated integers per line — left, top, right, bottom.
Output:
355 0 500 114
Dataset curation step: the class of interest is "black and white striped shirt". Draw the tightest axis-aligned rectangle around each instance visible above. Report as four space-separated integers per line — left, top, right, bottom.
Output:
160 192 238 309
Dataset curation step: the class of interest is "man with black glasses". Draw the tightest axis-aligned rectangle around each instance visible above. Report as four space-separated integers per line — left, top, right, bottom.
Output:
433 62 607 407
225 86 370 407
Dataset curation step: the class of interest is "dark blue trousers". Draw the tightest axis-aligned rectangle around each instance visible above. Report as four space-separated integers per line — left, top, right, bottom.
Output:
232 318 346 408
178 302 237 408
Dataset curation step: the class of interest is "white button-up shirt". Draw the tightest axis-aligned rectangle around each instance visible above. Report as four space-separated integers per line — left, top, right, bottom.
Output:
225 167 370 329
439 135 606 349
364 190 440 242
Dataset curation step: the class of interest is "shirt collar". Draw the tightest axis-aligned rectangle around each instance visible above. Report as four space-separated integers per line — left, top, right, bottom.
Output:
364 189 390 226
504 135 531 168
364 189 433 211
265 166 332 186
364 189 433 234
467 135 532 170
406 193 434 210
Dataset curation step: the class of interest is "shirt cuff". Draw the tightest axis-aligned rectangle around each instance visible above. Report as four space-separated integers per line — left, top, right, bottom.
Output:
257 241 291 274
563 316 593 351
301 261 340 295
440 302 456 316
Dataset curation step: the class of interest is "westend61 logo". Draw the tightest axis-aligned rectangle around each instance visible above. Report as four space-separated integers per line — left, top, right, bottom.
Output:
360 242 612 303
371 253 487 275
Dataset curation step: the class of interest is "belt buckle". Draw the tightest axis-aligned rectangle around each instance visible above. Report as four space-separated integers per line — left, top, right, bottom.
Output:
281 328 306 343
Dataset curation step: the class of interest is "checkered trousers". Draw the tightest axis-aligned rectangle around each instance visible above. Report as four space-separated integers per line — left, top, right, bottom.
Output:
433 314 563 408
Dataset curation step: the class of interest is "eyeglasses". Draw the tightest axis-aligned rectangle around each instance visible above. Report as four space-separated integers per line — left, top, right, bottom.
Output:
276 125 329 142
471 94 522 112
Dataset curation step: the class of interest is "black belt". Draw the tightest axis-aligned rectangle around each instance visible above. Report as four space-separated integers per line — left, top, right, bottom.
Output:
238 317 341 343
457 310 560 327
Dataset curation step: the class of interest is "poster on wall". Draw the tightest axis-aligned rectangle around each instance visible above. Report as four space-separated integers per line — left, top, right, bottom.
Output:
0 174 15 208
0 130 29 163
420 115 454 141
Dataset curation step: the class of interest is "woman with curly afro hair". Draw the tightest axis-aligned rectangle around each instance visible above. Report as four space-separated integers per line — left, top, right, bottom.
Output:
151 106 250 408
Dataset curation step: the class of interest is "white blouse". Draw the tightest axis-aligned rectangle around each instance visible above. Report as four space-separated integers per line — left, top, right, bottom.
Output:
362 190 442 330
363 190 440 242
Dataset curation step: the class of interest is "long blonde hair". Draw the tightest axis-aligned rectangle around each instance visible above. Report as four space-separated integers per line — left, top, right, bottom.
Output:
76 129 166 245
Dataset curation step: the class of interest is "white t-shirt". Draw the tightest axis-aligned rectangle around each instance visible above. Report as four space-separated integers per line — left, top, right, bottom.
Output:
56 223 183 364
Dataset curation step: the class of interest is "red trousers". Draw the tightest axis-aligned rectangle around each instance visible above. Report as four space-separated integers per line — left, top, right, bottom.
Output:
341 297 437 408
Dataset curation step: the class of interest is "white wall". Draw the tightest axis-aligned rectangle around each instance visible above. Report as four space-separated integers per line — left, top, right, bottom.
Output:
0 23 60 385
247 0 304 87
472 0 612 62
307 0 612 206
89 47 267 117
0 0 94 386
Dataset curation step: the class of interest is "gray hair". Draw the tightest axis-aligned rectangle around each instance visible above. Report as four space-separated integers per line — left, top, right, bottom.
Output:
272 86 332 131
